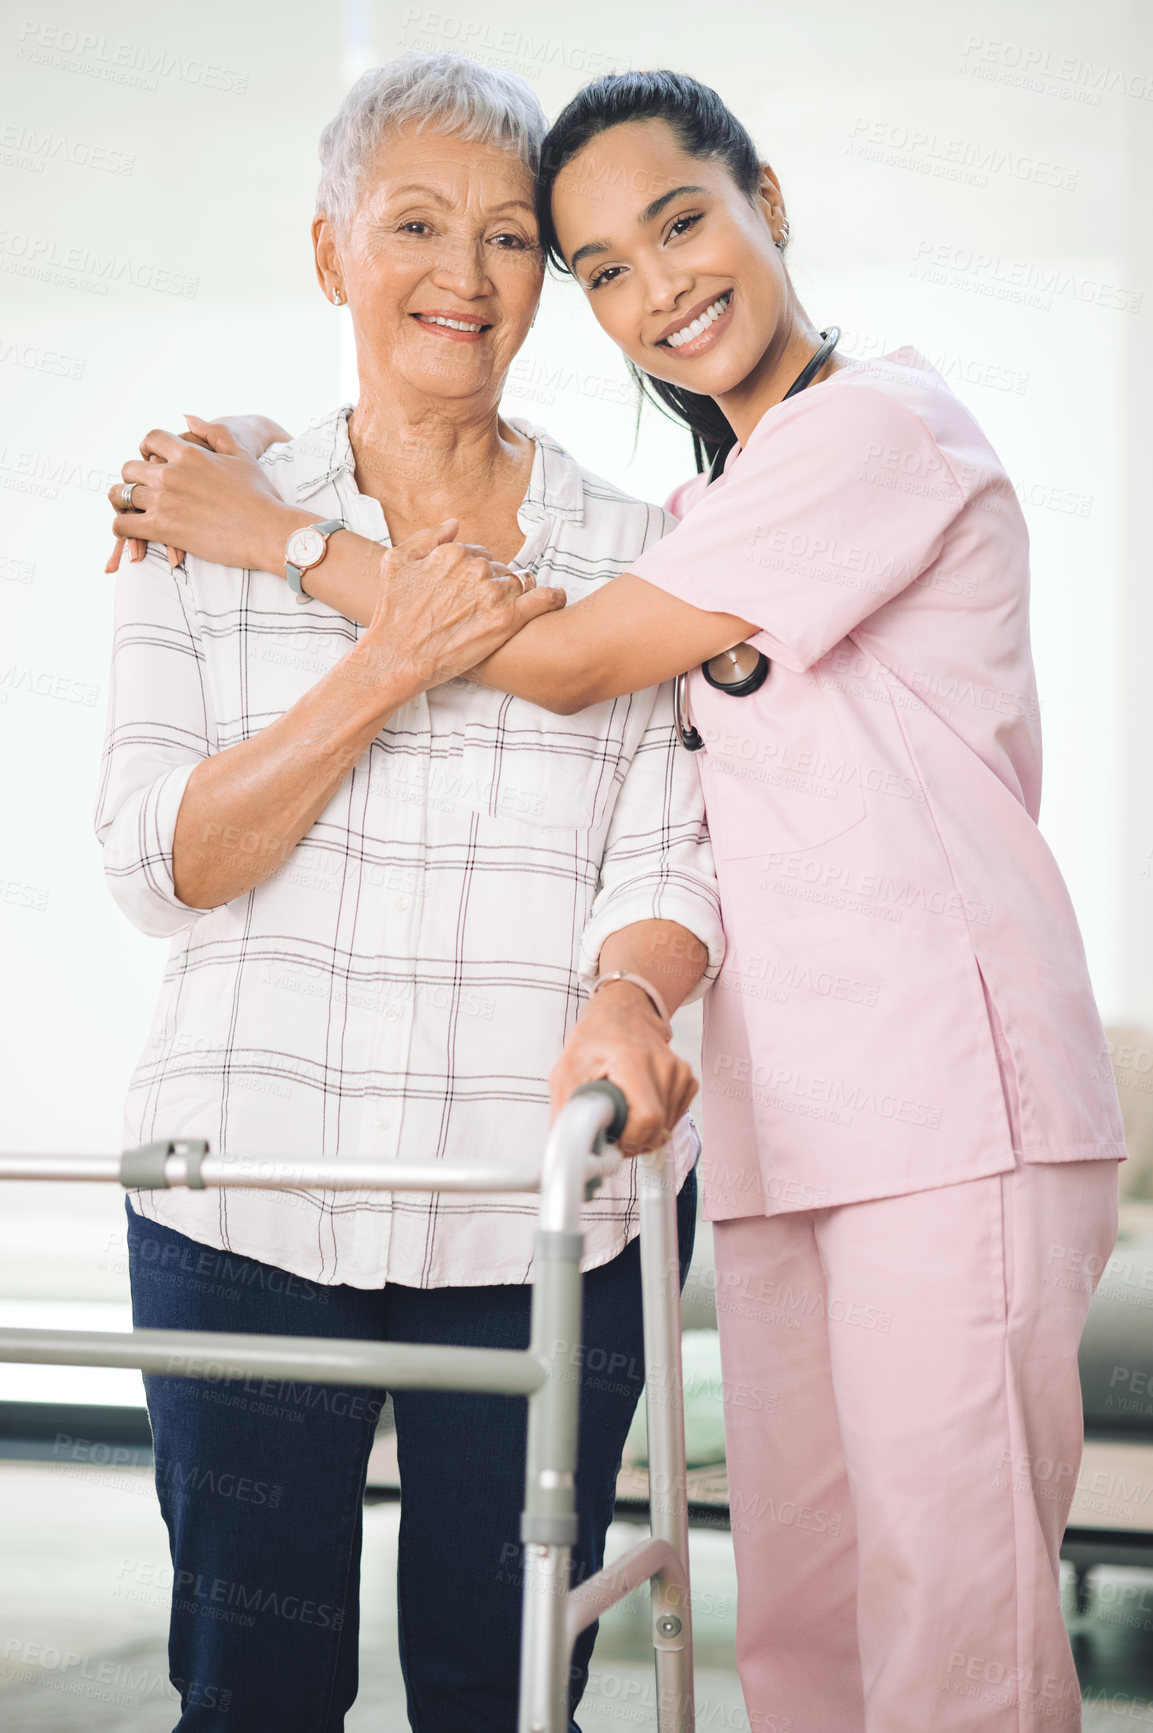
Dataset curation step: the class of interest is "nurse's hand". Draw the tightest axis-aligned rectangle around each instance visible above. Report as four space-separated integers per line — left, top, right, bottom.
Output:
105 414 292 574
551 982 697 1158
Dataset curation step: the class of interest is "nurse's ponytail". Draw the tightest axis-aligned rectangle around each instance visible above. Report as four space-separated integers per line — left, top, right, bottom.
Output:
537 70 764 476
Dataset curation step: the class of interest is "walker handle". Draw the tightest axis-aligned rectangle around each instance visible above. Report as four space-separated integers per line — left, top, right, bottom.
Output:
571 1079 629 1147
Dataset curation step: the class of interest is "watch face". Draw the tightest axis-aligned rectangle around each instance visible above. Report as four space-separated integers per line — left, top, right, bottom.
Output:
287 527 326 570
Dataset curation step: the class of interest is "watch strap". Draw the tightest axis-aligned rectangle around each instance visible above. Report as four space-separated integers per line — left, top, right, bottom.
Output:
286 519 345 603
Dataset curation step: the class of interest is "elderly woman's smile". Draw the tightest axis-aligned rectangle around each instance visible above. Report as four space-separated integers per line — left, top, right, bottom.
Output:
412 310 491 339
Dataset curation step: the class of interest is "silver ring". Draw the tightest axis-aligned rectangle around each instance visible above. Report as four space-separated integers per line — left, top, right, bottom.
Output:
120 482 140 512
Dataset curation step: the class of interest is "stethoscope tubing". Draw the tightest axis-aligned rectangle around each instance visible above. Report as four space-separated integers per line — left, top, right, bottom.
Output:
673 327 840 752
675 666 704 752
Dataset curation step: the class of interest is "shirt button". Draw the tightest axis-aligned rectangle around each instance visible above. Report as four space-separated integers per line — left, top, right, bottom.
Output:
396 897 411 911
386 1006 401 1021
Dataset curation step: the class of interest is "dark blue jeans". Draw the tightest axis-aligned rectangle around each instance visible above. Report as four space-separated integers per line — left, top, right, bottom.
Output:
127 1172 695 1733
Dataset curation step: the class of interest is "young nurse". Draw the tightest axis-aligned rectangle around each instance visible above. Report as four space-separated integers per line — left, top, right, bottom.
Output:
483 72 1126 1732
107 69 1125 1733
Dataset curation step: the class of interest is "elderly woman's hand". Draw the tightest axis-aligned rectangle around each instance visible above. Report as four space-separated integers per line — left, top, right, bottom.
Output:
549 983 698 1159
106 419 292 575
353 520 566 694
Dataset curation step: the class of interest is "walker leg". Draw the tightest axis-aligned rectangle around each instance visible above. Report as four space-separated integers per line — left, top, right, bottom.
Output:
518 1228 584 1733
639 1148 695 1733
520 1541 572 1733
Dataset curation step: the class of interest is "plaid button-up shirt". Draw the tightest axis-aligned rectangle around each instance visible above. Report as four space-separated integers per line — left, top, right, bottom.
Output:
95 409 724 1287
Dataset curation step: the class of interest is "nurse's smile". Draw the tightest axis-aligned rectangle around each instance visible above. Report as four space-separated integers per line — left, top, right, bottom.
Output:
657 287 735 356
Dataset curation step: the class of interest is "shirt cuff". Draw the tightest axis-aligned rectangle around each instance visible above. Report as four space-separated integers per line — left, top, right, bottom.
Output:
102 760 204 937
577 890 725 1005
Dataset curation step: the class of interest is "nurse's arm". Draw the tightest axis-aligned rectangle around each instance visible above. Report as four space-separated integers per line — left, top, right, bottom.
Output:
468 574 755 712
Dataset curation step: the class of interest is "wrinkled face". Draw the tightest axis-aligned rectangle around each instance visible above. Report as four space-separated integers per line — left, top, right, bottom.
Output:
315 125 544 402
551 120 788 402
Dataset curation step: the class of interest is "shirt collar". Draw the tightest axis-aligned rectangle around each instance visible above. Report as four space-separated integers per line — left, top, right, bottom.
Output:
274 406 586 528
256 405 354 501
506 416 585 528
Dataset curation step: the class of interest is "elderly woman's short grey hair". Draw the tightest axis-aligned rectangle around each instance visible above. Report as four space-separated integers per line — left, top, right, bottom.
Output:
317 51 549 234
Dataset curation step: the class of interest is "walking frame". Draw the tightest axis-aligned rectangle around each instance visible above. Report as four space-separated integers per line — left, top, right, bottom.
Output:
0 1082 695 1733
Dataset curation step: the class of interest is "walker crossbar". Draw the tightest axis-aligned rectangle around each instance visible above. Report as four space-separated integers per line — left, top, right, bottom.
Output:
0 1082 695 1733
565 1536 687 1640
0 1151 556 1193
0 1327 546 1395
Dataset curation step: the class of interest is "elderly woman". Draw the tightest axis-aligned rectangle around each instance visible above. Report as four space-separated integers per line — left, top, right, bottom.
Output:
99 53 722 1733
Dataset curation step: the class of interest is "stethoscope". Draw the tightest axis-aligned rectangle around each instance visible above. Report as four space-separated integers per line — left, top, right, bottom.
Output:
674 326 841 751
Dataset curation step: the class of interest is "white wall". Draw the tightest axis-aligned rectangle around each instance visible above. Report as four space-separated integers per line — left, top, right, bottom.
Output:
0 0 1145 1193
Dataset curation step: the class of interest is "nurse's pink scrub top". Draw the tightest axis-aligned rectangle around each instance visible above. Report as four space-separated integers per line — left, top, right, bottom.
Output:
633 347 1125 1220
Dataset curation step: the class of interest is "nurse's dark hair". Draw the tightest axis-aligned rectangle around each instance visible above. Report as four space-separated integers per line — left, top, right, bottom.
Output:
537 70 763 475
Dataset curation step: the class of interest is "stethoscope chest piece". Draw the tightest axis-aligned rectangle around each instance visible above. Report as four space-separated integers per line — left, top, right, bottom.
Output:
701 642 771 697
674 645 771 751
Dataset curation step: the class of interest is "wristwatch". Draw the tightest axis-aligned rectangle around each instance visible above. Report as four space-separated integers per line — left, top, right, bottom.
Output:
284 519 345 603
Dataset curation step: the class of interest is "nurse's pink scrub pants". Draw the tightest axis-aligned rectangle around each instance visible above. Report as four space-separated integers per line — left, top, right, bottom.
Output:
713 1158 1119 1733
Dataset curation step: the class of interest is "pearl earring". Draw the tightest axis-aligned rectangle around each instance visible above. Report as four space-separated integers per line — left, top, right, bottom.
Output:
333 288 343 306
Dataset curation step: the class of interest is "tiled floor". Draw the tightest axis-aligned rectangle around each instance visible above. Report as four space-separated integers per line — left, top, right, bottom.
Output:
0 1459 745 1730
1 1458 1152 1730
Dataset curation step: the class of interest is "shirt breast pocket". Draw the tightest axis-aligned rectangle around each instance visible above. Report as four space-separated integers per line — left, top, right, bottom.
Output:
457 693 627 832
692 667 867 859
